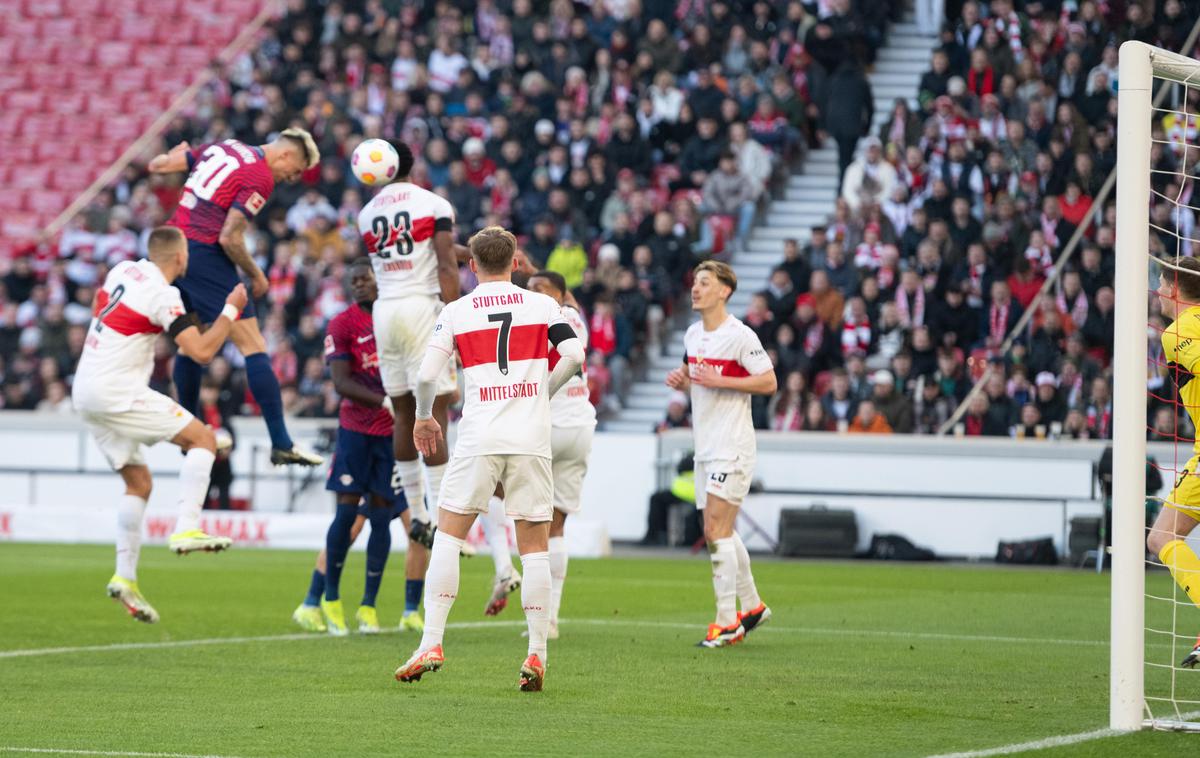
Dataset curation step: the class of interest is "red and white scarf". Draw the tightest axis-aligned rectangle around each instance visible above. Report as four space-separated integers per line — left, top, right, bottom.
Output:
989 301 1010 344
895 286 926 327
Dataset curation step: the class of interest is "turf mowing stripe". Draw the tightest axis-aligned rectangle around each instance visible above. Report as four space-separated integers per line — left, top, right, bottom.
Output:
0 619 1111 660
926 710 1200 757
0 748 245 757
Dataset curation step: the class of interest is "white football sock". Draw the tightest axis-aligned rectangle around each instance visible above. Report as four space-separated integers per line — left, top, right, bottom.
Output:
731 532 762 610
174 447 215 534
520 550 551 661
396 459 427 522
480 496 515 577
709 538 738 627
548 535 568 625
419 530 463 652
116 494 147 582
423 462 446 514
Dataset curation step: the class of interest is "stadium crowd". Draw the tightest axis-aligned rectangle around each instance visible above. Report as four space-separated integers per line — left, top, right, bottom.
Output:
696 0 1196 441
0 0 1192 444
0 0 898 421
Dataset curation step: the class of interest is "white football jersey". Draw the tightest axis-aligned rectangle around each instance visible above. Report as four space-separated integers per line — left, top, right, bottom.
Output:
428 281 568 458
684 315 774 463
549 305 596 429
358 181 456 301
72 260 187 413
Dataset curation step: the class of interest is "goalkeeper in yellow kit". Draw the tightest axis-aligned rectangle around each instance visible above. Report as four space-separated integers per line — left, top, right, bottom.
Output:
1150 256 1200 668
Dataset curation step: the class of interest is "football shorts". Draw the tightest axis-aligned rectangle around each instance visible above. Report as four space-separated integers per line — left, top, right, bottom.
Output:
81 388 194 470
1167 453 1200 520
694 458 753 509
327 428 408 512
550 424 593 514
373 295 457 396
176 240 256 321
439 454 553 523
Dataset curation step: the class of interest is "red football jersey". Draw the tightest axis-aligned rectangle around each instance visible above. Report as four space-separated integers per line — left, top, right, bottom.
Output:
169 140 275 245
324 303 392 436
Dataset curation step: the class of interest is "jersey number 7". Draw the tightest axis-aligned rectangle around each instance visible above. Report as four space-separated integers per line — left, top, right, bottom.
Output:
371 211 414 259
489 312 512 375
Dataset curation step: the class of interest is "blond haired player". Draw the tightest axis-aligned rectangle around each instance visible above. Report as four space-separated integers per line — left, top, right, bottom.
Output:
666 261 775 648
1149 255 1200 668
393 227 584 692
357 140 461 545
72 227 248 623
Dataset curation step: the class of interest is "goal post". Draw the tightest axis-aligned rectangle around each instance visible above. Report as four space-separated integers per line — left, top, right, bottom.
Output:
1114 40 1200 732
1111 39 1151 733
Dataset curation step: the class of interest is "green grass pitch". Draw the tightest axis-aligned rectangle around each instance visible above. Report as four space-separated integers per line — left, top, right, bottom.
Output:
2 543 1200 757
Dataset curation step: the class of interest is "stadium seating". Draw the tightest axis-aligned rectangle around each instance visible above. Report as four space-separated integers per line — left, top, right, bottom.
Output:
0 0 263 257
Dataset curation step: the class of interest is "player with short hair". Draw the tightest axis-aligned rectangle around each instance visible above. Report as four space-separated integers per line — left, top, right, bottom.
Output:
393 227 585 692
291 260 430 635
73 226 248 622
149 130 323 467
666 260 775 648
526 270 595 637
357 141 462 545
1148 256 1200 667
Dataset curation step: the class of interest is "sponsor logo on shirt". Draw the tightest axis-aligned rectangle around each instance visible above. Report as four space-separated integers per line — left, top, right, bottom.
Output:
245 192 266 215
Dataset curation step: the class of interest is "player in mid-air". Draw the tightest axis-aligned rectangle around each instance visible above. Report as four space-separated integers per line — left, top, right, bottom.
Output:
72 227 247 622
393 227 584 692
1148 256 1200 667
291 260 430 635
357 141 461 545
148 130 323 467
666 261 774 648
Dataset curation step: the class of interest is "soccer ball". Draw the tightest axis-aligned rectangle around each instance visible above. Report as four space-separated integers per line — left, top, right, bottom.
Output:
351 139 399 185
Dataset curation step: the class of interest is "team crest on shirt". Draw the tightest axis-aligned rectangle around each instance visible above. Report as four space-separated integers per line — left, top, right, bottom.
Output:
245 192 266 215
340 474 354 486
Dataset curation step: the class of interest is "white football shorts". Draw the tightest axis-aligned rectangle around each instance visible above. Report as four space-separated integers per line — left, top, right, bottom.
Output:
550 424 593 514
439 454 554 523
81 388 194 470
373 294 458 397
694 458 753 509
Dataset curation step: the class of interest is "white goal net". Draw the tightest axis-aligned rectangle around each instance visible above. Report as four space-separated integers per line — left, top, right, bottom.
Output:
1115 40 1200 732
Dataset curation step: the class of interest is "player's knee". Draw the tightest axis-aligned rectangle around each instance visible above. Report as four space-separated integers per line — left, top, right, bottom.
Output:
123 469 153 500
189 424 217 454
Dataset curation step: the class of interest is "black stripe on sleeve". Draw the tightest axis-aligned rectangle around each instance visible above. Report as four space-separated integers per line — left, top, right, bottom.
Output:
168 312 202 339
548 322 575 347
434 217 453 232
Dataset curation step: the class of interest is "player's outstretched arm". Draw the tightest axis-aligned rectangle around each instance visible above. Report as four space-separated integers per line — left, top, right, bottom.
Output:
218 211 269 297
148 141 192 174
692 364 777 395
173 284 248 364
432 230 461 303
330 360 394 417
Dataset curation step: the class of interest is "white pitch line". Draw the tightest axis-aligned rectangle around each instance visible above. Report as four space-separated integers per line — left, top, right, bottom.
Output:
0 619 1112 661
926 710 1200 757
0 749 245 758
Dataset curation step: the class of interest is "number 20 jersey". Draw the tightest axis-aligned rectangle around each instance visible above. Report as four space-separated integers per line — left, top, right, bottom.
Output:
357 182 455 301
427 281 569 459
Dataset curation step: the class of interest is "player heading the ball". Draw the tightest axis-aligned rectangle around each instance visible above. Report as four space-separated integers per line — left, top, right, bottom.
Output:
149 129 324 467
393 227 585 692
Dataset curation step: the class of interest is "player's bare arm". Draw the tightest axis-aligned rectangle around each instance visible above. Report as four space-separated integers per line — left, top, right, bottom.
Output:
433 230 461 303
329 360 394 417
412 345 452 457
691 364 777 395
148 141 192 174
217 210 269 298
173 284 248 364
666 365 691 392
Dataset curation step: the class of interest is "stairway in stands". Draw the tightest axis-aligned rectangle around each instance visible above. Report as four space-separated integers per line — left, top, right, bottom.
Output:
607 17 937 434
0 0 263 257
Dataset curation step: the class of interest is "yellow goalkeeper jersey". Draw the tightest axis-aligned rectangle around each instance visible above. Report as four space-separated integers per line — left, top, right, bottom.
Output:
1163 305 1200 453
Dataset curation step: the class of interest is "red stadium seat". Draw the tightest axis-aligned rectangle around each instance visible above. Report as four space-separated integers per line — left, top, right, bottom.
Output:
109 69 151 93
48 166 99 192
96 41 134 68
27 190 67 216
39 18 78 39
172 45 214 69
4 90 43 111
